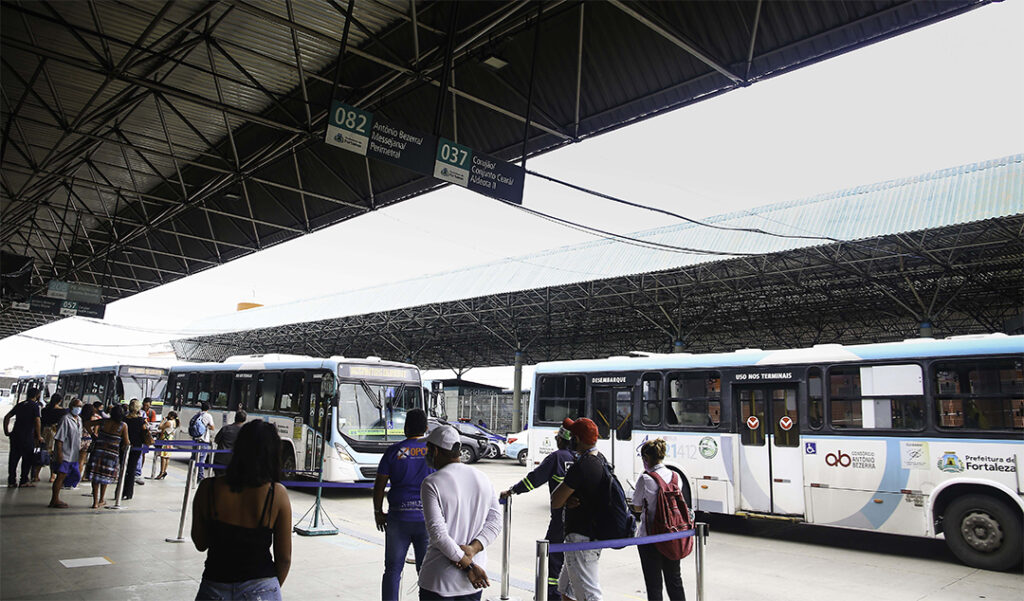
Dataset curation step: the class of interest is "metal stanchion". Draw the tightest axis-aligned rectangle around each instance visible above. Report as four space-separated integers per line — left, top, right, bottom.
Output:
107 448 129 510
695 522 708 601
494 496 520 601
149 442 159 479
166 452 197 543
535 540 549 601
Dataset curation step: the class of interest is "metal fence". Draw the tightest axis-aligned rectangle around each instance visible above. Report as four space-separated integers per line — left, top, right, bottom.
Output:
456 391 527 435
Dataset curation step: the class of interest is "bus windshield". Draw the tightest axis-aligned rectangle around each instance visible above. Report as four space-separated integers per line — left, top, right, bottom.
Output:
337 380 422 442
120 376 167 402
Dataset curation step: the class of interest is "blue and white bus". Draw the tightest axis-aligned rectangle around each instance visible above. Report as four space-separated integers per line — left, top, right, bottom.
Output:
57 365 169 409
169 355 423 482
526 334 1023 570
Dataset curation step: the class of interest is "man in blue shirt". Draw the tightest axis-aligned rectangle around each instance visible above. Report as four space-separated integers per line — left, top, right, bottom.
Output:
500 423 576 600
374 408 434 601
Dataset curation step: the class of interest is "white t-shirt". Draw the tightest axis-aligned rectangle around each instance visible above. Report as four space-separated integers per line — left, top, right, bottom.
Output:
631 463 675 537
197 411 215 443
418 462 502 596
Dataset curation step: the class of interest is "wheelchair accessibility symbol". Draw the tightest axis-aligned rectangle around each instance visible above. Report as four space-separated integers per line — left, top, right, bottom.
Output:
805 442 817 454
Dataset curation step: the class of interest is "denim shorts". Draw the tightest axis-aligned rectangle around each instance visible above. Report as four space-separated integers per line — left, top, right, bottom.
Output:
196 577 282 601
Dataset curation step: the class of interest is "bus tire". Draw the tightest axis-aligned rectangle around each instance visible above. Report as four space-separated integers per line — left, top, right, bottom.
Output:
943 494 1022 571
280 446 296 478
517 449 528 466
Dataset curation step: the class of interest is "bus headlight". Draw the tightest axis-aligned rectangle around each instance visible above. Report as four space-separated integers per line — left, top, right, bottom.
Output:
333 443 354 462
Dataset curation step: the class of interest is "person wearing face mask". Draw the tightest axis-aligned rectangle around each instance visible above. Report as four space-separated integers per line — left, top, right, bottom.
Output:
500 423 576 600
631 438 686 601
49 399 84 508
418 425 502 600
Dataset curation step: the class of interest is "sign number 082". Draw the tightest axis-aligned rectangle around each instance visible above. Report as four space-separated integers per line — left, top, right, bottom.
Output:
335 107 368 134
439 142 468 167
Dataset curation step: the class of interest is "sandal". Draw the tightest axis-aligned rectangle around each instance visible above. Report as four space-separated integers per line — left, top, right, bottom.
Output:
18 482 35 488
48 501 69 508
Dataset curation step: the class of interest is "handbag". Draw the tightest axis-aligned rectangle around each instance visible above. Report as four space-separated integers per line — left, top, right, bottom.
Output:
33 447 50 466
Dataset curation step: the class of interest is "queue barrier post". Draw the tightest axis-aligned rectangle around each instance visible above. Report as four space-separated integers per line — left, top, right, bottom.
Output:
166 451 197 543
107 447 129 510
500 496 517 601
535 540 549 601
695 521 708 601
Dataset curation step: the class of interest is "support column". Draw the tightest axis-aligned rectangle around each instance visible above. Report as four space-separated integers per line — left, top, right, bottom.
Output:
919 321 933 337
673 339 685 353
512 350 524 432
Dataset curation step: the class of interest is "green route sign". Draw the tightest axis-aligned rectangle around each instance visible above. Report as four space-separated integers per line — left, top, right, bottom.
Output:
325 102 524 205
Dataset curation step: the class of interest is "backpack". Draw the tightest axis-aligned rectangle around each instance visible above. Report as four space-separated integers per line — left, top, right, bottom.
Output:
188 412 206 439
589 454 637 543
644 470 694 560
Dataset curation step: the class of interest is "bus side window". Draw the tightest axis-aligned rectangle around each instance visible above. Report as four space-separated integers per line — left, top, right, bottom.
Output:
212 373 232 408
808 368 824 429
279 372 303 413
934 358 1024 430
641 373 662 427
535 375 585 423
256 372 280 413
196 373 213 405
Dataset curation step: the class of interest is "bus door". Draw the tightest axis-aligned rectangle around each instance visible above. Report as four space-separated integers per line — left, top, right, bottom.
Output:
303 381 327 471
590 387 634 474
735 384 804 515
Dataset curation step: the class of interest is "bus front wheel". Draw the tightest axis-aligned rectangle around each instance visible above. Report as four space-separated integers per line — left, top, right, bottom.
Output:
281 448 296 478
943 494 1022 571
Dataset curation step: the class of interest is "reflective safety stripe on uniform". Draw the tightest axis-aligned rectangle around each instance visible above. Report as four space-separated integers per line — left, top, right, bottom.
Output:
521 477 535 491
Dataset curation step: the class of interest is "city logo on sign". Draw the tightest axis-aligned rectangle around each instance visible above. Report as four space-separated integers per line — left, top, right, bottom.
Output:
698 436 719 459
937 451 964 473
746 415 759 430
804 442 817 455
779 416 794 431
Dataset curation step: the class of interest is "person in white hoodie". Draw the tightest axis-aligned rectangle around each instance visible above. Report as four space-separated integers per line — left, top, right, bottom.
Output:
418 425 502 601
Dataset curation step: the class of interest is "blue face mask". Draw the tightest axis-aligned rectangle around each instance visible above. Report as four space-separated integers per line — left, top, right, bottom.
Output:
71 407 82 416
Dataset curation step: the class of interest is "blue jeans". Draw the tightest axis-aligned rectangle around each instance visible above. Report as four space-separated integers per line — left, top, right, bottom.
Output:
383 518 428 601
419 590 481 601
194 442 212 480
196 577 281 601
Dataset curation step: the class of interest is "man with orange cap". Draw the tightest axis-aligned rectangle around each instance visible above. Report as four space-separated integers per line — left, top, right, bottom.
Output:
551 417 604 601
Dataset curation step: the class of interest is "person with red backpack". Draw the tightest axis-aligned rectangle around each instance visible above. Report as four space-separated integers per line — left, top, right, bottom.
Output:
631 438 692 601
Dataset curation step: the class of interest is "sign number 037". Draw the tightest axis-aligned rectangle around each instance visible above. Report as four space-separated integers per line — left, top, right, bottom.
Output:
438 142 469 167
335 107 368 134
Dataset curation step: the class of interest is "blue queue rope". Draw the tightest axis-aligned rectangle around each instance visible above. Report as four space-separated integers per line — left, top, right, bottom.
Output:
549 529 695 552
279 480 375 489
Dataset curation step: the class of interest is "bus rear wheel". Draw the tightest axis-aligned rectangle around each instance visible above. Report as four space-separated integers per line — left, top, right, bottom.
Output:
943 494 1022 571
280 448 296 479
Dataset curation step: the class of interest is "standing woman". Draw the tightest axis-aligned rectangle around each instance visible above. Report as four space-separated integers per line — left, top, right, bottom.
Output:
156 411 179 479
121 400 150 500
39 394 66 483
84 404 130 509
77 402 96 474
631 438 687 601
191 420 292 601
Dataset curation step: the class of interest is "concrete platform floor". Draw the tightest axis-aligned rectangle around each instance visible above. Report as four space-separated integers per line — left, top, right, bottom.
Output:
2 435 1021 601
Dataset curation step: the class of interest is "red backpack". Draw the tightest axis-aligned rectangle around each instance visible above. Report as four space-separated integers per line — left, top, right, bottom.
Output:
645 470 694 560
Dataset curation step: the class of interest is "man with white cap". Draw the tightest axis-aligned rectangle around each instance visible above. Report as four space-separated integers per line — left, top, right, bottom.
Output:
418 425 502 601
500 421 576 600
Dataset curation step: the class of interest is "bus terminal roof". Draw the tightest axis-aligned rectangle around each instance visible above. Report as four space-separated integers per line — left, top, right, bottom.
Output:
171 154 1024 368
0 0 995 338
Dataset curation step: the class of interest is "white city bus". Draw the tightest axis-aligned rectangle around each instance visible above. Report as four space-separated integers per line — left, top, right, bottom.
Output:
57 365 169 409
526 334 1023 570
170 355 423 481
12 374 58 402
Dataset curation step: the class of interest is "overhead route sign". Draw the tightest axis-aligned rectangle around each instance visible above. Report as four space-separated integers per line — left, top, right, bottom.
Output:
434 137 524 204
326 101 437 176
324 101 524 205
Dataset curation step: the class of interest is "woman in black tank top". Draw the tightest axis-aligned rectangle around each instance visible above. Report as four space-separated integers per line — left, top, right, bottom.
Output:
191 421 292 601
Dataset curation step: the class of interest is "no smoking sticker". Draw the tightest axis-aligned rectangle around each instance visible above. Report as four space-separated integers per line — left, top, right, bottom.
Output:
746 415 760 430
779 416 794 431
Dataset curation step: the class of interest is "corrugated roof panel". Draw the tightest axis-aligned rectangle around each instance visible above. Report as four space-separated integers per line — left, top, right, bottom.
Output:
191 154 1023 333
